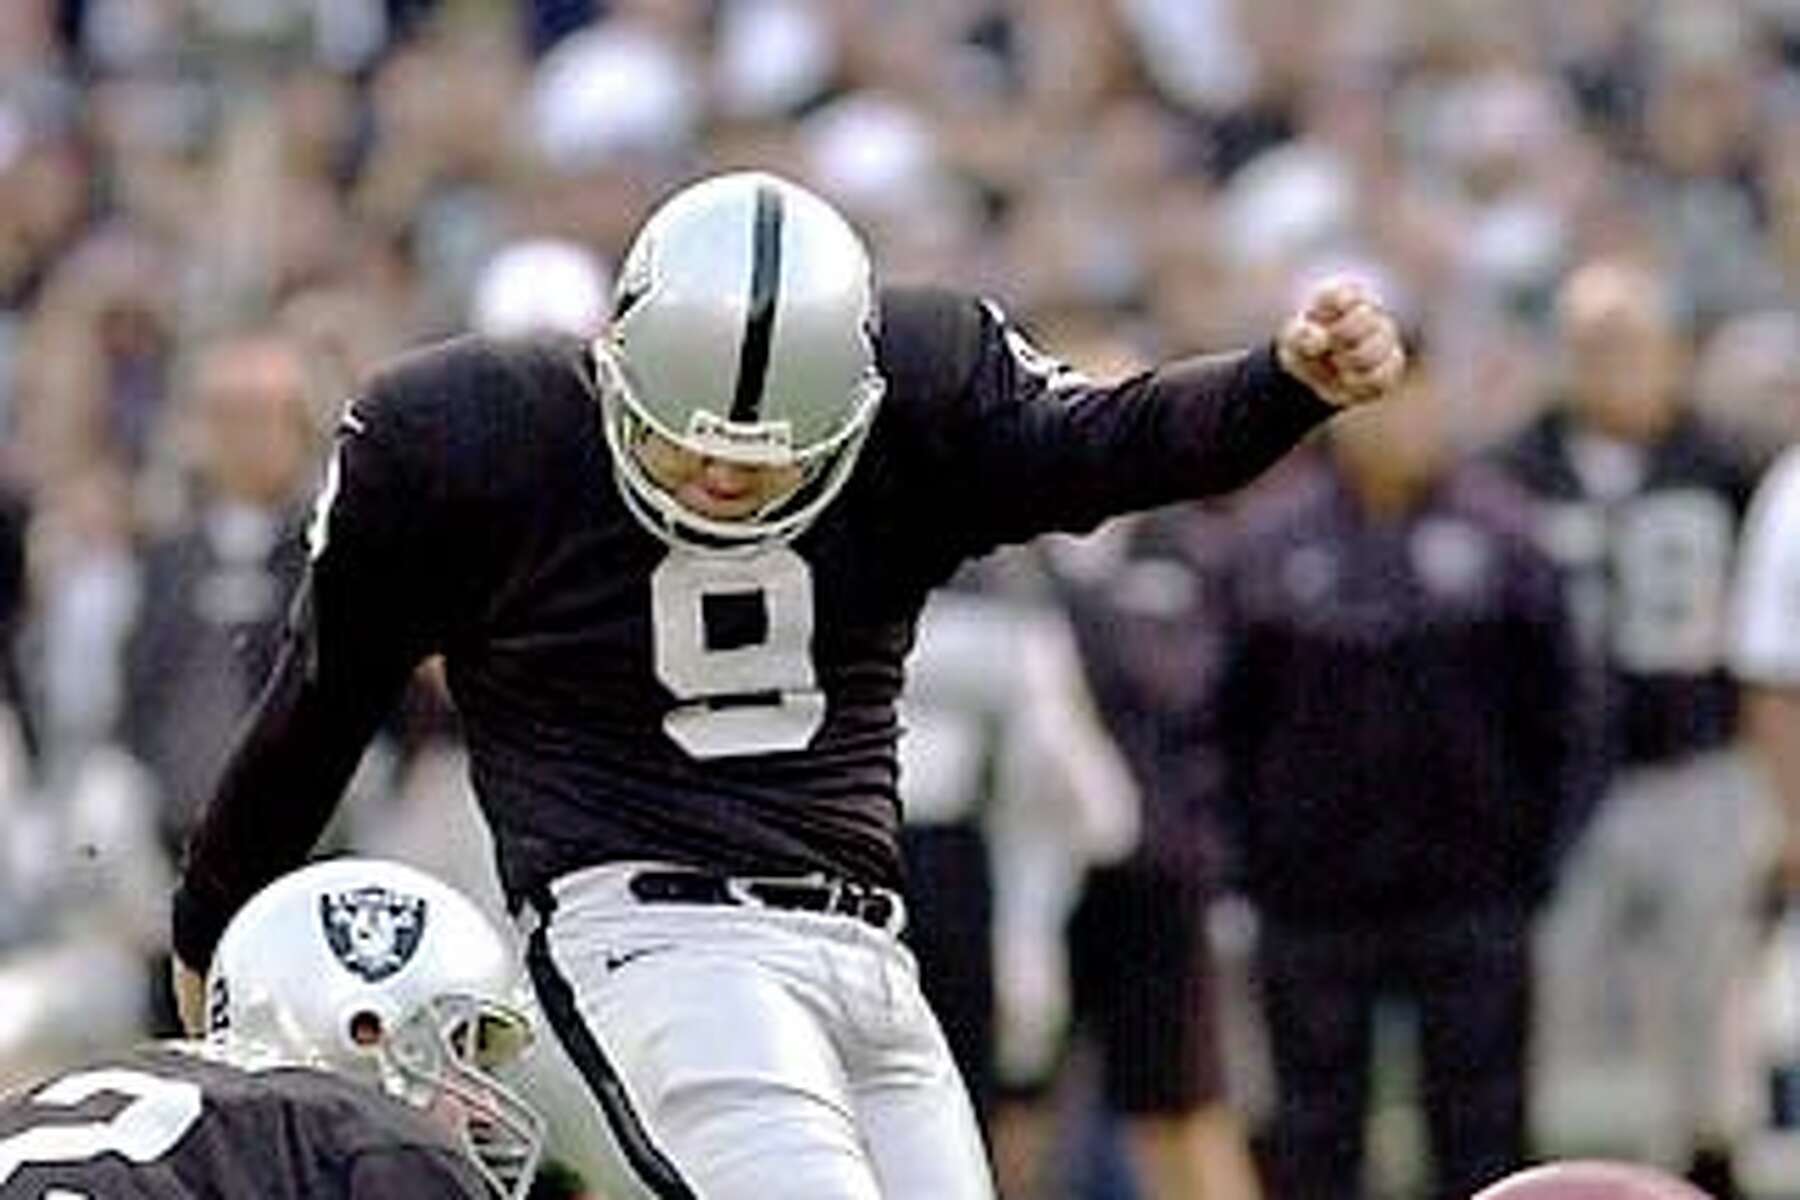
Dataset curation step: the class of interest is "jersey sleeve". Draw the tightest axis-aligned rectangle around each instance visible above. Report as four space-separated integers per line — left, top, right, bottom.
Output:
1733 447 1800 687
882 290 1336 558
173 360 459 970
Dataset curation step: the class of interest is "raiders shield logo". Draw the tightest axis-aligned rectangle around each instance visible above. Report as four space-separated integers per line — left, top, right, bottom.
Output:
320 886 428 982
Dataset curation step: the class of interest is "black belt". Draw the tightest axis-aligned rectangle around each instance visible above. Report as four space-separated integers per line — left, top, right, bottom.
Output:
628 869 901 932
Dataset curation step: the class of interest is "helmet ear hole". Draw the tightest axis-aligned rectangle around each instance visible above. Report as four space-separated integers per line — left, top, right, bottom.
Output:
348 1009 385 1048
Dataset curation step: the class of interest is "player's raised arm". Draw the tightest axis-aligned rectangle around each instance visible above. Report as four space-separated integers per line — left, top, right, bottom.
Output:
883 277 1408 556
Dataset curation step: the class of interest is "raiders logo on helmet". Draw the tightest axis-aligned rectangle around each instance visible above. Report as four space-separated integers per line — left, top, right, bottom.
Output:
319 886 428 982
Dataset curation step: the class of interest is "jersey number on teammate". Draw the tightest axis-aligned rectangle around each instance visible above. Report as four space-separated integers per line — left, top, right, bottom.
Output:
651 546 826 758
0 1069 203 1184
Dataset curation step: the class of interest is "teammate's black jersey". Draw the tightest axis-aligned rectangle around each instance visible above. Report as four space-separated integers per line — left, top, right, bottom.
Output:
174 285 1333 966
0 1046 487 1198
1491 408 1755 769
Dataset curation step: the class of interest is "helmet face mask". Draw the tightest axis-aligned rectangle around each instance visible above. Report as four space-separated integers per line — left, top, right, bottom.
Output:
595 171 886 552
386 995 543 1200
205 859 546 1200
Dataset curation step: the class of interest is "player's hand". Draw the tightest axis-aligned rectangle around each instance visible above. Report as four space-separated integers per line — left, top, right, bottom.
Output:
172 955 208 1035
1277 278 1407 408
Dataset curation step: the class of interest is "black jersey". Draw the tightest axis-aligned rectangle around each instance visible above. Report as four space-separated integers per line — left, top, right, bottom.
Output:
0 1045 487 1198
1491 409 1755 769
173 285 1333 967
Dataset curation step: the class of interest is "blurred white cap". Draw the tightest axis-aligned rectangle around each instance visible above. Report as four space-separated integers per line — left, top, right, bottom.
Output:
528 24 699 173
1443 70 1566 172
1217 143 1355 271
800 92 941 216
1116 0 1256 111
1466 196 1567 296
470 238 612 338
714 0 835 120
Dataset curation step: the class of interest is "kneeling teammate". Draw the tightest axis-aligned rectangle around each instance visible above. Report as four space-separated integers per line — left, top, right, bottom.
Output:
0 858 544 1198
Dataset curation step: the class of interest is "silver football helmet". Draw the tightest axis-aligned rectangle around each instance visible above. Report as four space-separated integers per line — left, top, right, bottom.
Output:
595 170 886 550
205 858 545 1200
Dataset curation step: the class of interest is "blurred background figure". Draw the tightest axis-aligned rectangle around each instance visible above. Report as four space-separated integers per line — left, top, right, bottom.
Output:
1032 311 1273 1200
893 554 1142 1187
1495 257 1772 1196
1692 309 1800 474
121 328 321 859
1046 508 1266 1200
1209 338 1585 1200
115 327 321 1036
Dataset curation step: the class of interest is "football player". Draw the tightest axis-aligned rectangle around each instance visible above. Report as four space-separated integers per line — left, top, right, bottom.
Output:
168 170 1404 1198
1 857 543 1198
1495 257 1769 1193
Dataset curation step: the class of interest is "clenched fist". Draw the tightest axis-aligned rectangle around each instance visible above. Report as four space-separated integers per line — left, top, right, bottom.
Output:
1277 279 1407 408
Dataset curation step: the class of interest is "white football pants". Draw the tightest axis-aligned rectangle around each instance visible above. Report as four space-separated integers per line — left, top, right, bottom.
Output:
1534 748 1778 1160
520 862 995 1200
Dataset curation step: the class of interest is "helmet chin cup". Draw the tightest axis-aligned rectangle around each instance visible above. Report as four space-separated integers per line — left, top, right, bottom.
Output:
596 341 880 553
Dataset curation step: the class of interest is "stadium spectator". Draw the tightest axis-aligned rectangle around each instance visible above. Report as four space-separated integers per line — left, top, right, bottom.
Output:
120 328 321 856
1212 336 1585 1200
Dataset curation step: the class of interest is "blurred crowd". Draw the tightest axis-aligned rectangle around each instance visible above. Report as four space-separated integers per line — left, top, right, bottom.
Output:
6 0 1800 1197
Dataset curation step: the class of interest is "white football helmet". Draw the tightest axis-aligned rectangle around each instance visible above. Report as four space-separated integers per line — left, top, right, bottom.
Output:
595 170 886 550
205 858 544 1199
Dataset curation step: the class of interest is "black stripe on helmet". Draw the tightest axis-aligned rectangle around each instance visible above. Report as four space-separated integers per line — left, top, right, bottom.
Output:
729 183 784 424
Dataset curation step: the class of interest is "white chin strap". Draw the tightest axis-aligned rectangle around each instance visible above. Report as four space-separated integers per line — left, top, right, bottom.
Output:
595 351 879 554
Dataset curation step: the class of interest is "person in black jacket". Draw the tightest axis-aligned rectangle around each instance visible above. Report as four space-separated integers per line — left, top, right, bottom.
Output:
122 329 319 856
1212 339 1586 1200
167 170 1405 1199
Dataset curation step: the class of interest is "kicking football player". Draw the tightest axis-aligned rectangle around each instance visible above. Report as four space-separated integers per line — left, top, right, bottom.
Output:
0 857 543 1198
167 170 1405 1199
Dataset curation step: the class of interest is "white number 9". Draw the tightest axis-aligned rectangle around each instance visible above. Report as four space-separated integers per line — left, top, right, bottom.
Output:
651 546 827 758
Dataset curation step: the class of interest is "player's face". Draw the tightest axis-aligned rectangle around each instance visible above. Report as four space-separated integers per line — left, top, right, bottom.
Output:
1557 264 1680 442
632 432 807 522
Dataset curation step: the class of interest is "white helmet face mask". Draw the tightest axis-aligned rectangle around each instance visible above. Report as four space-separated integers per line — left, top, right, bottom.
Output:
595 170 886 552
205 858 545 1200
